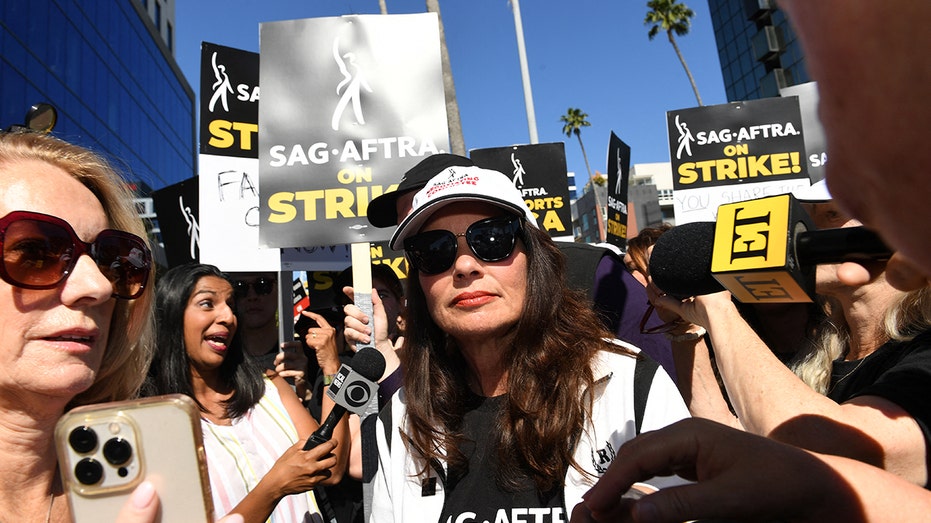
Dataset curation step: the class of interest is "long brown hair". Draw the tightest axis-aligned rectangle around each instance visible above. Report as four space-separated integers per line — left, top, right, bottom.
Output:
401 218 629 491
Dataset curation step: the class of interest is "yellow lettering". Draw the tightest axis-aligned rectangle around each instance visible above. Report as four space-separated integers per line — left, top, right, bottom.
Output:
717 158 738 180
374 258 407 279
770 153 791 175
325 188 355 219
695 160 717 182
268 192 297 223
540 210 566 232
311 271 334 290
723 143 749 156
231 122 258 150
746 155 772 177
337 167 373 184
208 120 234 148
678 163 697 184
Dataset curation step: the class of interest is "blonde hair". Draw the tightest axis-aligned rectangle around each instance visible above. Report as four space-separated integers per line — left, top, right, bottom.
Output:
791 287 931 394
0 132 155 406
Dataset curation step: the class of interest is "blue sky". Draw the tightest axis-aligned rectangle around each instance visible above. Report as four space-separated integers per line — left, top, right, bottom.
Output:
174 0 727 187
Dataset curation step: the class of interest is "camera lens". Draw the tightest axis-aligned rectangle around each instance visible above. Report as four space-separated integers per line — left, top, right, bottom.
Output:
74 458 103 485
103 437 132 466
68 426 98 454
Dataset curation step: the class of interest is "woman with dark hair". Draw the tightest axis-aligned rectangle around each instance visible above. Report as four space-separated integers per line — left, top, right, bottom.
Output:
144 263 349 522
345 166 689 522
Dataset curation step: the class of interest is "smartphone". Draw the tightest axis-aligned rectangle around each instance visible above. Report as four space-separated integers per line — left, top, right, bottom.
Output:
55 394 214 522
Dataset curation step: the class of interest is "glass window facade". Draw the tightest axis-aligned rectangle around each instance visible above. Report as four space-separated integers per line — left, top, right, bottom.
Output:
1 0 195 194
707 0 810 101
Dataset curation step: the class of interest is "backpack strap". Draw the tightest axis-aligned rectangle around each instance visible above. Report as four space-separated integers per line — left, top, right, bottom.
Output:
556 242 610 301
633 355 659 435
379 396 394 450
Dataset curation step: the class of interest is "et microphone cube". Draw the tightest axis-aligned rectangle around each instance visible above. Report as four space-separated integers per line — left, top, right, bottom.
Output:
711 193 816 303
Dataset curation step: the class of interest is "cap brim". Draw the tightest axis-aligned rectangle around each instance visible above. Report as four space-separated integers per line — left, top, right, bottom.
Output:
389 194 530 251
366 191 402 228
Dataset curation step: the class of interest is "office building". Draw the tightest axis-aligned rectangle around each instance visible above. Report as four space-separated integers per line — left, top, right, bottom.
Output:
629 162 674 230
571 180 607 244
707 0 809 101
0 0 195 195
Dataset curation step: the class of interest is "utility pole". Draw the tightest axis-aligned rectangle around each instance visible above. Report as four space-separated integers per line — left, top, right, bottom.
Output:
511 0 538 144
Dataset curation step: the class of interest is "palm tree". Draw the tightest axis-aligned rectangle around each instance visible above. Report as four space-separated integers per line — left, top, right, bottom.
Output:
560 107 604 242
645 0 703 106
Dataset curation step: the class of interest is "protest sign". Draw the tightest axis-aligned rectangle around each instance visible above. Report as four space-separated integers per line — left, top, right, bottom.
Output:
151 176 199 268
605 132 631 249
781 82 826 184
667 98 810 224
258 13 449 248
470 142 573 241
197 42 280 271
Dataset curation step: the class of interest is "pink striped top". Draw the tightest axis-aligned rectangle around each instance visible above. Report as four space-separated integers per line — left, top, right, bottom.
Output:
201 377 320 522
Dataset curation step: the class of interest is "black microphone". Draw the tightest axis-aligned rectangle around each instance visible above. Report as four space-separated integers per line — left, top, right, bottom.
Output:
649 221 722 299
303 347 386 451
650 195 891 303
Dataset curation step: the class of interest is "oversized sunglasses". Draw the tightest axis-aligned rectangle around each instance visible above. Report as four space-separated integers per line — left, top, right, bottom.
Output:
403 215 523 275
233 277 275 298
0 210 151 300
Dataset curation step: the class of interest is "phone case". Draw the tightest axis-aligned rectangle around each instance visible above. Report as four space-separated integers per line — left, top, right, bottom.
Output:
55 394 214 523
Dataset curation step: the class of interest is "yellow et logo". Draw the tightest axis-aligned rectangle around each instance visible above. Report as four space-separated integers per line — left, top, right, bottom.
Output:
712 194 791 272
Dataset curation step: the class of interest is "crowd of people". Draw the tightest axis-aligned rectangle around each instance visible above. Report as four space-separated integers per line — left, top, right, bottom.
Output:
3 2 930 521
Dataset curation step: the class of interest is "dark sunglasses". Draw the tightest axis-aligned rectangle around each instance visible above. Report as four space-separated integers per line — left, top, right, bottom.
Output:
403 215 523 275
233 277 275 298
0 210 151 300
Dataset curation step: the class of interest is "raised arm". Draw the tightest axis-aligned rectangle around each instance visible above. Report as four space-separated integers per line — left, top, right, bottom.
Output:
655 291 928 485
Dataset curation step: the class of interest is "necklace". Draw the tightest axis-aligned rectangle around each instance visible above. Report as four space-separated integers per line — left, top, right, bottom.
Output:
45 492 53 523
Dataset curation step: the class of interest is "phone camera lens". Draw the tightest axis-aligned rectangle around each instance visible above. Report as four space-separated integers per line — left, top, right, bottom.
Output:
103 437 133 466
74 458 103 485
68 426 98 454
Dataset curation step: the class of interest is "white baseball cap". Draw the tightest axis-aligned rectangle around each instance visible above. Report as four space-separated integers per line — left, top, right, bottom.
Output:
389 165 538 250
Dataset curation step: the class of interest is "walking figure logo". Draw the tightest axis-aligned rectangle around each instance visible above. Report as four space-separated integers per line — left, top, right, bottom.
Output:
675 114 694 160
510 153 526 188
208 52 233 113
179 195 199 260
331 26 373 131
615 148 624 194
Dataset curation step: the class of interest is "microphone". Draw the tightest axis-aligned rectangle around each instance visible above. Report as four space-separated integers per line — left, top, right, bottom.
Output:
650 193 891 303
649 221 722 299
303 347 386 451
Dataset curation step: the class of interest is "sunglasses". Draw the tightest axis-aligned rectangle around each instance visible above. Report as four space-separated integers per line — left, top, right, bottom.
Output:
403 215 523 275
0 210 151 300
638 302 685 335
233 277 275 298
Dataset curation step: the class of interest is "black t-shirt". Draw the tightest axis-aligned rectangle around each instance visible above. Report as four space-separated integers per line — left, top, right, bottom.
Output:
828 329 931 487
439 393 566 523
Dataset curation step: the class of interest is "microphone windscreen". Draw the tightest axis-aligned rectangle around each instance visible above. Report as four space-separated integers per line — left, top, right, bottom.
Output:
351 347 387 382
649 221 725 298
